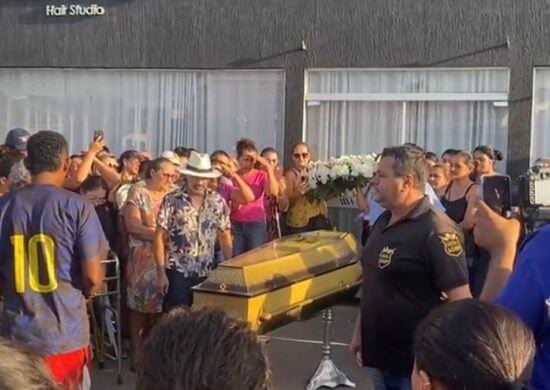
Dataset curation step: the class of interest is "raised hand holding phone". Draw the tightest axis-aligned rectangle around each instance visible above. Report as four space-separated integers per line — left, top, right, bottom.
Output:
93 129 104 142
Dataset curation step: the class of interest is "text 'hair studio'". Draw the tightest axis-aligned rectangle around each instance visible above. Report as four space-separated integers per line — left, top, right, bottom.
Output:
45 4 105 17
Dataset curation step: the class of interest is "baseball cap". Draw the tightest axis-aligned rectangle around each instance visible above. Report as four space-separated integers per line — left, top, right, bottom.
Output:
161 150 181 166
5 128 30 151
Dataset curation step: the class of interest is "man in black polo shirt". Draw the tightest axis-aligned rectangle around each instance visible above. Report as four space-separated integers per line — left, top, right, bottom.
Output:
349 145 471 389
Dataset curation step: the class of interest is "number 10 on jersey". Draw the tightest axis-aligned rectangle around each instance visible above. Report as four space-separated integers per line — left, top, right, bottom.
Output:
11 234 58 293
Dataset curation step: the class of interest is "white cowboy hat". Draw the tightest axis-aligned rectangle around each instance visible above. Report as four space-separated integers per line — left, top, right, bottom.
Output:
161 150 181 166
179 151 221 179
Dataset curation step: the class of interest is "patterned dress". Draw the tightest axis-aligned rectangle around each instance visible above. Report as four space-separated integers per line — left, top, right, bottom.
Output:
126 186 166 314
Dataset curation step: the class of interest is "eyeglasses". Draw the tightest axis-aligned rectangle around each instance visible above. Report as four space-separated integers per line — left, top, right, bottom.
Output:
161 173 179 180
293 153 309 159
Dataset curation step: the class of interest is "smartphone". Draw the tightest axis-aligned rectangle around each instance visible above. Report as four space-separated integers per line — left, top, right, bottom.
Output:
93 129 104 142
480 174 512 216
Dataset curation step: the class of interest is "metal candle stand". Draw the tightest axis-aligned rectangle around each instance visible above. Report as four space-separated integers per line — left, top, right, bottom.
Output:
306 308 356 390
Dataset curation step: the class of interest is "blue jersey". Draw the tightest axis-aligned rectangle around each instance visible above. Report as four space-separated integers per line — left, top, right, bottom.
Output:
0 185 109 355
495 225 550 389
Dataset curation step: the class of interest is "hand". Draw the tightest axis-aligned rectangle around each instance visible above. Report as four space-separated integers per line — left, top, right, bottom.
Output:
88 138 105 156
299 180 310 195
230 157 239 170
220 162 237 178
278 178 287 195
156 269 169 295
473 200 521 254
254 155 272 170
140 151 152 160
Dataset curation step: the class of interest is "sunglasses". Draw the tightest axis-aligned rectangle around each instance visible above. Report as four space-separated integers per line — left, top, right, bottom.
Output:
293 153 309 159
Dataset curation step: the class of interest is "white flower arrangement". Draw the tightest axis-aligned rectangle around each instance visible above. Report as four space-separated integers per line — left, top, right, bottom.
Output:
305 154 377 202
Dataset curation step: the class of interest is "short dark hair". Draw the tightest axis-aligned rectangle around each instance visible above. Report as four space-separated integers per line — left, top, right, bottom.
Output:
381 145 427 190
173 147 191 159
139 307 272 390
145 157 171 179
0 338 58 389
441 148 458 157
236 138 258 157
25 131 68 175
80 175 108 194
117 150 141 170
425 152 438 163
473 145 504 161
0 153 23 179
414 299 534 389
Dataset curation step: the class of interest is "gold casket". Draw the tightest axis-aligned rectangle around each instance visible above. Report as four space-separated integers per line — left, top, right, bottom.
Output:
192 230 362 332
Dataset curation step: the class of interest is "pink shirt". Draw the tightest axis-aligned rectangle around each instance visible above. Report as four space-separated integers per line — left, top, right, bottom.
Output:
218 177 234 205
231 169 267 223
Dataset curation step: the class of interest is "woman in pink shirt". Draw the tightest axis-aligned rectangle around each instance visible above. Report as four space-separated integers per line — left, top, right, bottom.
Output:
232 139 279 256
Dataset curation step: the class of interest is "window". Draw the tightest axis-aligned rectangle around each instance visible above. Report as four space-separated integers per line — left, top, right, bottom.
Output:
304 68 510 235
531 68 550 164
0 69 285 155
304 68 509 164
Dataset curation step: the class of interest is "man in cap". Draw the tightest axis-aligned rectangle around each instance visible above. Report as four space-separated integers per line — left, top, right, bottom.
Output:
154 151 232 310
4 128 30 156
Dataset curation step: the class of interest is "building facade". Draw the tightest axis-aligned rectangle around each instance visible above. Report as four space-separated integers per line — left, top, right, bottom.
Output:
1 0 550 175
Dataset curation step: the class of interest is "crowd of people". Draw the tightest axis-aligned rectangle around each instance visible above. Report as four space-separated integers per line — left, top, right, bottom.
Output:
0 127 546 390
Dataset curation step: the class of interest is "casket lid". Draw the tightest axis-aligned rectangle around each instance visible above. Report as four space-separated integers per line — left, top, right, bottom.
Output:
193 230 359 297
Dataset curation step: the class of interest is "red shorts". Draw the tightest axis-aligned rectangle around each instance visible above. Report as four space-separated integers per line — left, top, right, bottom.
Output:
44 346 92 390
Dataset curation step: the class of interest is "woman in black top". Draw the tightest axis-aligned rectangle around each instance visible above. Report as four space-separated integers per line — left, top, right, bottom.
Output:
442 151 478 226
441 151 481 295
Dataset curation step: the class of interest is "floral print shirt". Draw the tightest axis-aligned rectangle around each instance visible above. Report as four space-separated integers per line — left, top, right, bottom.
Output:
157 188 231 277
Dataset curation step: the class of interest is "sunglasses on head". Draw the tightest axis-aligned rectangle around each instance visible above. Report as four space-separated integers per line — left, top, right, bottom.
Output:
293 153 309 158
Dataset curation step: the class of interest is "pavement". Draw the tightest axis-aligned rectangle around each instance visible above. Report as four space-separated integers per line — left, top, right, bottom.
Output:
91 301 374 390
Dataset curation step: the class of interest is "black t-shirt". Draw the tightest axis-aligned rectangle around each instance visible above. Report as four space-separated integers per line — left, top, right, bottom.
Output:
95 202 118 250
360 196 468 376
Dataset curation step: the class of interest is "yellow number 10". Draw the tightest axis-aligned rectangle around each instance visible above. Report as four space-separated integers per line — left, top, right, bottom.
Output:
11 234 58 294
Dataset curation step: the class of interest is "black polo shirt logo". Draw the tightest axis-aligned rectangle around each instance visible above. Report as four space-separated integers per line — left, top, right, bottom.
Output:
438 232 463 257
378 246 396 269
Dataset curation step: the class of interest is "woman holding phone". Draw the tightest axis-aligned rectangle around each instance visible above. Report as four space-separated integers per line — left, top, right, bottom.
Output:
283 142 331 235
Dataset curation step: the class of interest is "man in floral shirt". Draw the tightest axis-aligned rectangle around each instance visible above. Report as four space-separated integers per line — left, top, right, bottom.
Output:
154 151 232 311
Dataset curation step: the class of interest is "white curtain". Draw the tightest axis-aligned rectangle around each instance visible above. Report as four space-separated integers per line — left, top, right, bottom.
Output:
306 69 509 160
531 68 550 164
0 69 285 156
